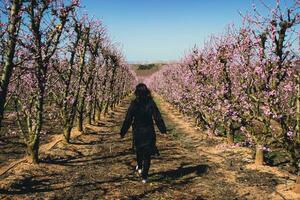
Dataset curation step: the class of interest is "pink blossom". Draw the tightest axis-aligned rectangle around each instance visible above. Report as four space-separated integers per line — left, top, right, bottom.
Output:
283 82 293 92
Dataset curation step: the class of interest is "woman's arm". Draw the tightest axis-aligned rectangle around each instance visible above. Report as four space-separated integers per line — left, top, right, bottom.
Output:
152 100 167 133
120 101 134 137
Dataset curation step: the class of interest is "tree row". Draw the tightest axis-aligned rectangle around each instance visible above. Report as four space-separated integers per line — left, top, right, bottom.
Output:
0 0 137 163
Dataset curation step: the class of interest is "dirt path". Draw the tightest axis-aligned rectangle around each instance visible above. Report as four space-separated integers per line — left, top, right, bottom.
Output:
0 96 299 200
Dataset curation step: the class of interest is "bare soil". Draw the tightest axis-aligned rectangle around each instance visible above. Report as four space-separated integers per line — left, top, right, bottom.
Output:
0 96 299 200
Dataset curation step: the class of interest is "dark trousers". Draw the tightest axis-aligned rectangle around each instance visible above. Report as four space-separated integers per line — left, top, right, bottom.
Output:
136 150 151 179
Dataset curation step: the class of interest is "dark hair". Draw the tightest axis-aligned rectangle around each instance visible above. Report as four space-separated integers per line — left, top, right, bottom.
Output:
134 83 152 101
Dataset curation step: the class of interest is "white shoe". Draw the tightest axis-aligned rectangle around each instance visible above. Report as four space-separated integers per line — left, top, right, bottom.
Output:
135 166 142 174
142 179 148 183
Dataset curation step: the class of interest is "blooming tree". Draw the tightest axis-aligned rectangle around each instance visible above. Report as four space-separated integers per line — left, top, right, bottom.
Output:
147 0 300 169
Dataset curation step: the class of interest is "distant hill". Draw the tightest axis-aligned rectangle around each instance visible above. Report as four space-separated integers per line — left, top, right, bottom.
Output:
131 63 165 77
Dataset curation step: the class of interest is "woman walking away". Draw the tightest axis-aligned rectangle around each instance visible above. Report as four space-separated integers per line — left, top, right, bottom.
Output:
120 83 167 183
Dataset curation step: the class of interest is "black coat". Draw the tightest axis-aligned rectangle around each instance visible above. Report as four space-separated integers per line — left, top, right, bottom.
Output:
120 98 166 154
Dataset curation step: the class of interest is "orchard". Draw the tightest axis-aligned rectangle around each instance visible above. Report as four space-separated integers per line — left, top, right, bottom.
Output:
0 0 300 199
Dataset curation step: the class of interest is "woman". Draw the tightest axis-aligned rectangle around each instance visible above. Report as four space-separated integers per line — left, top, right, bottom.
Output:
120 83 167 183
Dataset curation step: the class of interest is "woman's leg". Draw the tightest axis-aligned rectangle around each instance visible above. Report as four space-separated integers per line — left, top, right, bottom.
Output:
131 136 135 153
142 153 151 179
136 150 143 169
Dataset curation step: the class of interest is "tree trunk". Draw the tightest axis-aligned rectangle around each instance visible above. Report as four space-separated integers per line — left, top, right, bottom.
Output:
96 107 101 121
77 112 83 132
255 145 264 165
77 98 84 132
27 133 39 164
97 101 103 121
87 99 93 125
87 114 92 125
196 112 209 131
104 100 109 116
295 175 300 194
63 125 72 143
0 0 22 127
26 70 45 164
227 131 234 144
92 99 97 123
74 30 89 132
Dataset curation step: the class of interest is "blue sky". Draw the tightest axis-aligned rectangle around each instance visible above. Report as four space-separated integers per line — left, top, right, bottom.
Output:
81 0 295 62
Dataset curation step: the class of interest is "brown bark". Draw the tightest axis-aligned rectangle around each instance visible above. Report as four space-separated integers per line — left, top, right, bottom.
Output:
227 131 234 144
104 102 109 116
27 135 39 164
255 145 264 165
87 103 92 125
77 99 84 132
96 105 101 121
63 125 72 143
295 175 300 194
